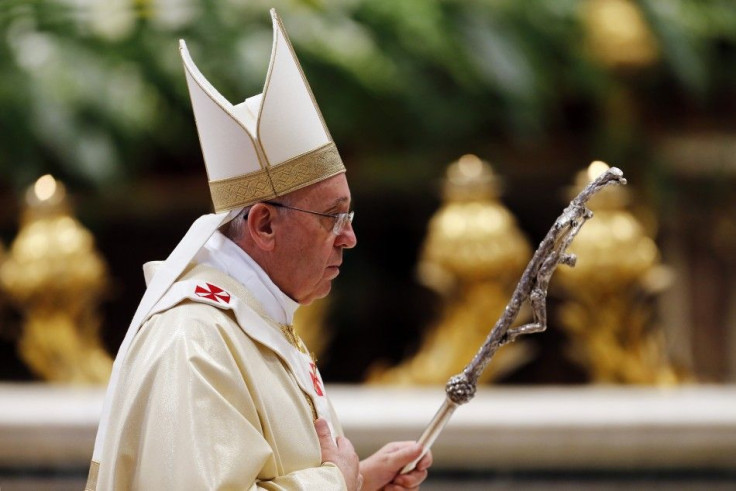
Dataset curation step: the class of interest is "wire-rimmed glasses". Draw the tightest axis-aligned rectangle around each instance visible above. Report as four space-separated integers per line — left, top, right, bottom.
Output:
265 201 354 235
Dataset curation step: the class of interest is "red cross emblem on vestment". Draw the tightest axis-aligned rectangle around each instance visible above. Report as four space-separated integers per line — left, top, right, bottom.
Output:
194 283 231 304
309 362 324 396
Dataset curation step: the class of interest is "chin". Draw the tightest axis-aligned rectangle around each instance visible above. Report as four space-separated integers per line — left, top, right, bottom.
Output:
301 282 332 305
305 281 332 305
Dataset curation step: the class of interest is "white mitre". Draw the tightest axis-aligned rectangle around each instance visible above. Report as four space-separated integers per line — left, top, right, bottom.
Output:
91 8 344 463
181 10 345 211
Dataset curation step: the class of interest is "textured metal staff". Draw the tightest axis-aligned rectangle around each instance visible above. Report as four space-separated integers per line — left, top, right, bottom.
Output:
402 165 627 473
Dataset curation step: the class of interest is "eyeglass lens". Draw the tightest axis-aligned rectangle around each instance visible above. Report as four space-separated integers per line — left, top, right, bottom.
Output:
333 211 354 235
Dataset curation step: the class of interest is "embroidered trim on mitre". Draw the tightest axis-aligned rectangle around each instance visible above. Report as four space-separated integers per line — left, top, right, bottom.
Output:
208 142 345 212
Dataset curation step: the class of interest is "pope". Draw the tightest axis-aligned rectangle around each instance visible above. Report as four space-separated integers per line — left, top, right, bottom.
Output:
86 8 432 491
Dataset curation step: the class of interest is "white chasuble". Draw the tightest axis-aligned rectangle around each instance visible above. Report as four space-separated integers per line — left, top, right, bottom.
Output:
90 252 345 489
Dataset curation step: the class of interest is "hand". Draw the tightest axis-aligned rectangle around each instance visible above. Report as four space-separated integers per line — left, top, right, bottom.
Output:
359 441 432 491
315 418 363 491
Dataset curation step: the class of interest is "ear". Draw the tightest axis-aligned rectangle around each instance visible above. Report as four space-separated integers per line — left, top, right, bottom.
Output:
247 203 276 251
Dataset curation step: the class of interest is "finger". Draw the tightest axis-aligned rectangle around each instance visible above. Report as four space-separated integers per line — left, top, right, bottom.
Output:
384 442 422 459
391 442 424 465
385 484 419 491
314 418 335 453
415 448 433 471
382 441 415 454
335 435 356 454
392 469 428 488
357 473 364 491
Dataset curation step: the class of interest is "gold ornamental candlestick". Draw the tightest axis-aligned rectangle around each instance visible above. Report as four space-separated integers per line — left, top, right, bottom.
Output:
582 0 659 69
0 175 112 383
555 162 687 384
367 155 533 385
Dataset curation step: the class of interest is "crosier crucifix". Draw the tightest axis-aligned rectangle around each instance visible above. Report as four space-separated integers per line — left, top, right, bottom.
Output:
402 165 627 473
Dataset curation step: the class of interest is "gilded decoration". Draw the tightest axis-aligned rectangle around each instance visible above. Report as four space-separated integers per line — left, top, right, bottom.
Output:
367 155 533 384
268 143 345 196
208 143 345 212
208 168 275 213
280 323 309 355
582 0 659 69
0 175 112 383
555 162 688 384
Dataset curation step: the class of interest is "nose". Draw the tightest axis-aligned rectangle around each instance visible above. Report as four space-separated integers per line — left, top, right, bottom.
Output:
335 220 357 249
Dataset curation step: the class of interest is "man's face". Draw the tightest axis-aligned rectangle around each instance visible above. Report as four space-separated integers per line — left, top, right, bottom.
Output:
272 173 357 304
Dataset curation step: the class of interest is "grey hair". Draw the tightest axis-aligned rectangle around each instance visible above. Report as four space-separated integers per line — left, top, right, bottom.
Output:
219 194 296 242
219 206 251 242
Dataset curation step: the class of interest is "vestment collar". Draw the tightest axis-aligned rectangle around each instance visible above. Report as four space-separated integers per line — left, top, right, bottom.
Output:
193 231 300 326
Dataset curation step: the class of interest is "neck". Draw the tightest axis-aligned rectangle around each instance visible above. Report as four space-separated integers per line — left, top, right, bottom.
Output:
238 239 302 305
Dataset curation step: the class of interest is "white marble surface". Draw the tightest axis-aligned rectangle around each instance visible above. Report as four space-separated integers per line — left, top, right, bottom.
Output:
0 384 102 468
1 383 735 470
330 385 736 470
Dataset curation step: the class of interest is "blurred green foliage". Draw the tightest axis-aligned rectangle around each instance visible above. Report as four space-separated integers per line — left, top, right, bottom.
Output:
0 0 735 193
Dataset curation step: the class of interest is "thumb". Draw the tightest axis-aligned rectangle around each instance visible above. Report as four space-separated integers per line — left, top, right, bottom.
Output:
395 443 424 463
314 418 335 452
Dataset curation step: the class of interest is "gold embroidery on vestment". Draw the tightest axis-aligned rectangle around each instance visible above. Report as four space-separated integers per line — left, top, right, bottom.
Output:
208 143 345 212
280 324 309 354
304 392 318 419
279 324 320 418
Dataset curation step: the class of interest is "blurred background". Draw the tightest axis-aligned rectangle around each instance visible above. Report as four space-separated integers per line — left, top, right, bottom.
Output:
1 0 735 488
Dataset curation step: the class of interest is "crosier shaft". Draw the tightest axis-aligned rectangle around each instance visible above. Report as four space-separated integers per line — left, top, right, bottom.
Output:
400 398 457 474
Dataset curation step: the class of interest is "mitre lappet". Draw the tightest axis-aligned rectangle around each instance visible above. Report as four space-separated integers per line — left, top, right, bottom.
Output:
91 8 345 463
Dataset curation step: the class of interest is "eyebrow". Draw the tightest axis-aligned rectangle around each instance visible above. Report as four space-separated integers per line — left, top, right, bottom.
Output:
324 196 351 213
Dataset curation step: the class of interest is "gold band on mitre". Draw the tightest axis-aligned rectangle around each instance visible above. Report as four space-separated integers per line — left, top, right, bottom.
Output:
208 142 346 213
